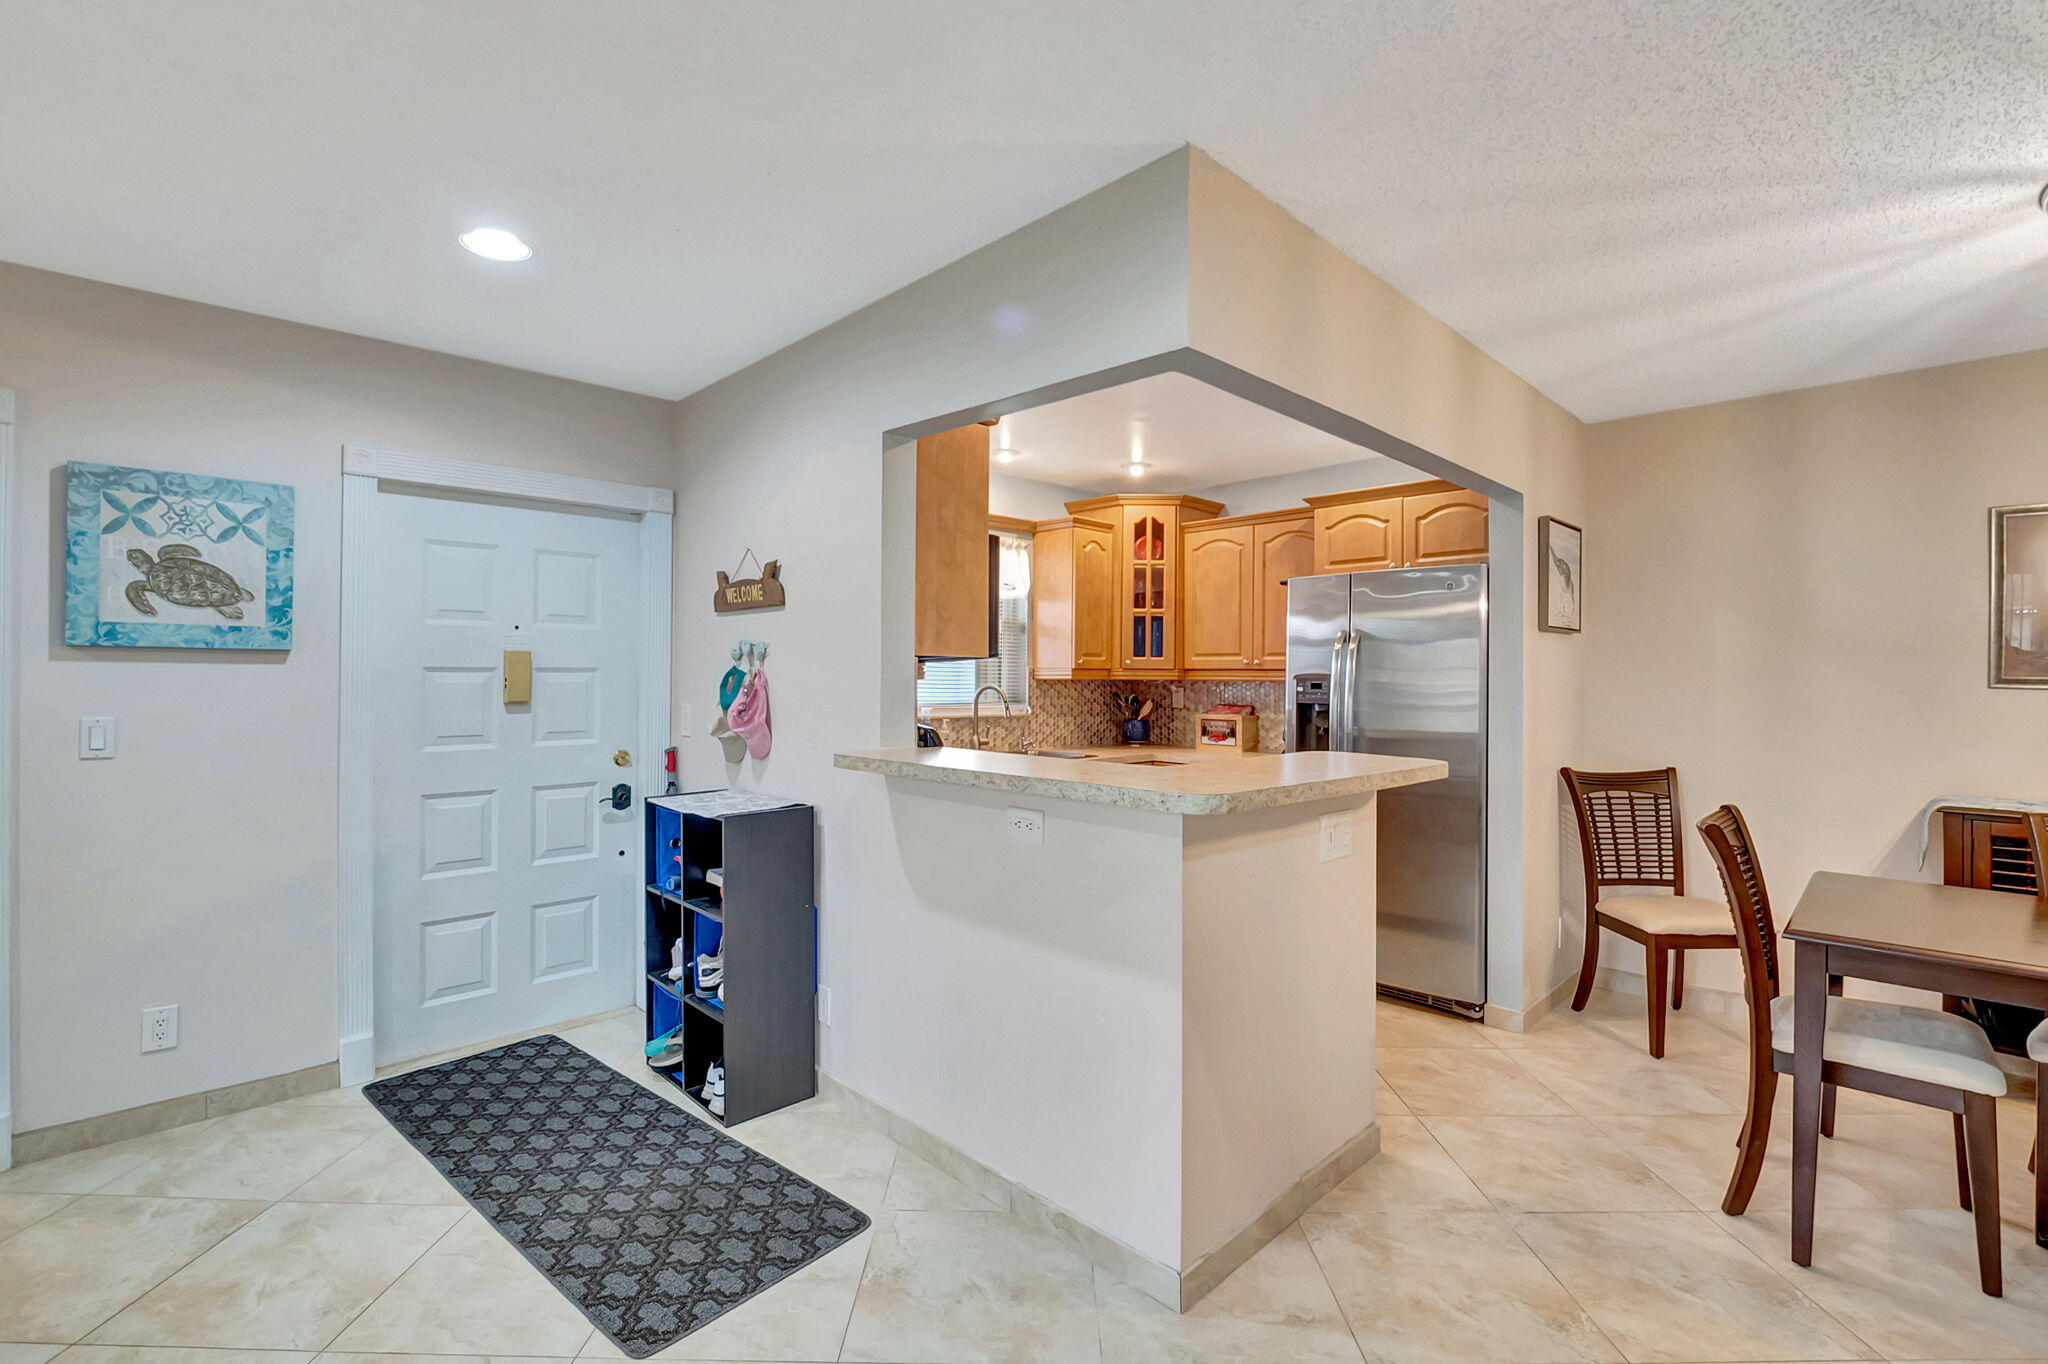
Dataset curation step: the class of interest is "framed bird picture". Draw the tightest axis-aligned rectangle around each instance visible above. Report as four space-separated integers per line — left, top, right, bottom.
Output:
1538 515 1582 634
64 461 294 649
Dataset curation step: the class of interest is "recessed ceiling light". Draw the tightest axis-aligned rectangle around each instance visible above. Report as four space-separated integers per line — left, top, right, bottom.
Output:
458 227 533 262
1126 459 1149 478
993 447 1020 464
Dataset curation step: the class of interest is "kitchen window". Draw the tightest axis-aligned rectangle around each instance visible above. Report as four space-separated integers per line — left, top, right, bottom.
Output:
917 532 1031 712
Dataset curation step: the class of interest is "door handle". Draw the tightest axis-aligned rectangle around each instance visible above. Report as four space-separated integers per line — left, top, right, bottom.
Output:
608 782 632 811
1343 630 1362 749
1327 632 1346 750
1330 629 1353 749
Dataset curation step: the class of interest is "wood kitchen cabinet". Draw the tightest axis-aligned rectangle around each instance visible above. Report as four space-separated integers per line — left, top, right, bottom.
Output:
1021 480 1479 683
1250 513 1315 669
1306 479 1488 572
1181 509 1313 676
1306 491 1403 573
1063 494 1221 677
1029 514 1117 679
1181 520 1254 669
915 422 992 658
1404 487 1489 566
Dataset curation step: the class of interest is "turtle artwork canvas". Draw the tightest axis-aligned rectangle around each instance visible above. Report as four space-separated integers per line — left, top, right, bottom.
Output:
65 461 294 649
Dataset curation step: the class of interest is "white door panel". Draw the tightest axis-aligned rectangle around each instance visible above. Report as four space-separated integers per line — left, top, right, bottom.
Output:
373 488 640 1066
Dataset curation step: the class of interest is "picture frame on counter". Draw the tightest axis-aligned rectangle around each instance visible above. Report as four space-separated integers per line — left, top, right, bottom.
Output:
1197 709 1258 750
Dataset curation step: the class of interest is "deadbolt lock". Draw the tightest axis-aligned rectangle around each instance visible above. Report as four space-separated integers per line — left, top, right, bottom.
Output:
612 749 632 767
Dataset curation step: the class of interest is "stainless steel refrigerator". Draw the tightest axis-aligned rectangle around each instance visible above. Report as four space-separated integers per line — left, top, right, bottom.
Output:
1285 566 1487 1016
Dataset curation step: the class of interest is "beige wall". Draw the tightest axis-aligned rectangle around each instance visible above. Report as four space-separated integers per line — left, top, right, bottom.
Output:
1582 348 2048 995
1 262 674 1131
1183 152 1592 1013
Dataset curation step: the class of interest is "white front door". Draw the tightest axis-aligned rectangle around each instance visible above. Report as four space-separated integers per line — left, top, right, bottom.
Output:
371 487 642 1066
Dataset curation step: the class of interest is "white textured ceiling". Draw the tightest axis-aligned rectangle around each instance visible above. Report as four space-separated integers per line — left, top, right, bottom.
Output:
996 373 1381 492
4 2 2046 418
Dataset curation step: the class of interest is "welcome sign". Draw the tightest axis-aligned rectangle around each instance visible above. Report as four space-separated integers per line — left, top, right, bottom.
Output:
713 558 784 613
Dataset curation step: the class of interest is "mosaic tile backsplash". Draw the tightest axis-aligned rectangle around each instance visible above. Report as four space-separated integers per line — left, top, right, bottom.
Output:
927 678 1288 753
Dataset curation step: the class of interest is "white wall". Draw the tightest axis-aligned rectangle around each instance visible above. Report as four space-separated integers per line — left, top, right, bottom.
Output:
1181 795 1376 1264
1188 452 1424 513
671 152 1194 1184
1180 152 1590 1014
1 262 675 1131
988 471 1093 521
878 780 1185 1264
673 144 1594 1206
1581 348 2048 997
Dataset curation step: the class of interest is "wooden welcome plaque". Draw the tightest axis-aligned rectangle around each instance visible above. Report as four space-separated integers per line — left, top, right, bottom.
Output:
714 559 785 613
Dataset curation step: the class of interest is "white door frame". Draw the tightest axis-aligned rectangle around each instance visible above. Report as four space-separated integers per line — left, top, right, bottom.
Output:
0 389 16 1168
338 445 672 1085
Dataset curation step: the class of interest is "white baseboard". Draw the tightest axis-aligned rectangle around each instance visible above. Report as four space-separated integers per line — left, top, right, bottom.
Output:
1485 974 1579 1034
818 1071 1379 1313
338 1033 375 1087
1592 966 1750 1025
0 1110 11 1172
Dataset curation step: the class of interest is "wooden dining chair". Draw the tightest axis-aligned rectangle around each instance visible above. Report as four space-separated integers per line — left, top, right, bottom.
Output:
1560 767 1739 1057
2025 811 2047 1249
1700 803 2011 1295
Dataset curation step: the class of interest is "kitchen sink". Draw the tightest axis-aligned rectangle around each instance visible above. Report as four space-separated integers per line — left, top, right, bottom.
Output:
1091 755 1186 766
1031 750 1094 759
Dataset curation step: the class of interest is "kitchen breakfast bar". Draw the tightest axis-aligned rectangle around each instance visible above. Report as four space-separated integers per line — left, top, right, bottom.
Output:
833 743 1445 1309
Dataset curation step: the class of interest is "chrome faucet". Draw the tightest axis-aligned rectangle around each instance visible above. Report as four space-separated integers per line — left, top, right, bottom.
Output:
970 684 1014 751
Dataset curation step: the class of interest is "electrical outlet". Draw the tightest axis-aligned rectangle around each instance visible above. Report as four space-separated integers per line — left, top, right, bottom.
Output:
817 986 832 1026
1557 918 1565 949
1006 807 1044 844
1318 812 1354 862
141 1004 178 1053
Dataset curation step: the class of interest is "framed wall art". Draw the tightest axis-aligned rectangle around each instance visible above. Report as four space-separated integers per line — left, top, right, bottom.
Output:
64 461 294 649
1538 515 1582 634
1990 502 2048 688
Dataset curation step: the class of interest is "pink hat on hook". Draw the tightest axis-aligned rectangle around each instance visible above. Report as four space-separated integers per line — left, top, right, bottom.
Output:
725 665 772 759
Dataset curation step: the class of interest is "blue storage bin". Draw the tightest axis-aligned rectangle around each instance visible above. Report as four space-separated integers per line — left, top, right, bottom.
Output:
649 976 682 1040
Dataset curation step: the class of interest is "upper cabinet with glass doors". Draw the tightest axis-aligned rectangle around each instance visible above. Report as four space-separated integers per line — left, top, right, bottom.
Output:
1058 494 1220 678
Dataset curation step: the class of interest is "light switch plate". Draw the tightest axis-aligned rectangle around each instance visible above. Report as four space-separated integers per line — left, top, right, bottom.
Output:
1319 812 1354 862
79 716 117 760
677 703 693 737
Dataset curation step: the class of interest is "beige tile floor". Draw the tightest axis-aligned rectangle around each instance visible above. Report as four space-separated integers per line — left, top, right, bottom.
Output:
2 989 2046 1363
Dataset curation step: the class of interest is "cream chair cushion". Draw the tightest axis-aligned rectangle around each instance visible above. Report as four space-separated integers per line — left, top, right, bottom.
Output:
1770 995 2007 1096
2029 1021 2047 1063
1596 894 1731 936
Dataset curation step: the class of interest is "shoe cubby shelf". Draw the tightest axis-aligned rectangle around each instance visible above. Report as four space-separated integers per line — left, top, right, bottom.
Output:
644 789 818 1126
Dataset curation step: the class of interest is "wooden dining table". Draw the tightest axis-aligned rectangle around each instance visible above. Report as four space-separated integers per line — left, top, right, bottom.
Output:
1784 871 2048 1278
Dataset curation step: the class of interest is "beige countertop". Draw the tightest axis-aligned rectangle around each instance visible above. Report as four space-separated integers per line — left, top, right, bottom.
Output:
833 744 1447 815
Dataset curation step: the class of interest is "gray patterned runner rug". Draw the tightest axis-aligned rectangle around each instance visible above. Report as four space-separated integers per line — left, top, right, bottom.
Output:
364 1034 870 1358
